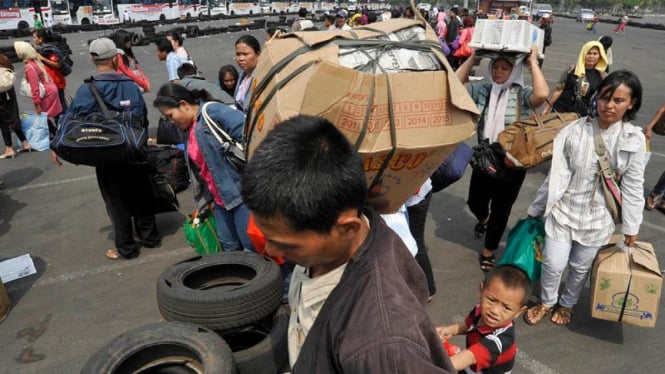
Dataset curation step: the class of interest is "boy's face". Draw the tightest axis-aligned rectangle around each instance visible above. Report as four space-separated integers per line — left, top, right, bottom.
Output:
478 277 527 329
253 211 360 275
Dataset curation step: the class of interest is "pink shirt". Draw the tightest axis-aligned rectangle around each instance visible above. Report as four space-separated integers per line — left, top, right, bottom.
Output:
187 121 224 207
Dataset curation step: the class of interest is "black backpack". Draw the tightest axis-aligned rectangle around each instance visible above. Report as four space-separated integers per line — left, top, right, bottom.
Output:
39 44 73 77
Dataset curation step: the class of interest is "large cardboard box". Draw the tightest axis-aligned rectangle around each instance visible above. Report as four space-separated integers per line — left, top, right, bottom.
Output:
245 19 479 213
590 242 662 327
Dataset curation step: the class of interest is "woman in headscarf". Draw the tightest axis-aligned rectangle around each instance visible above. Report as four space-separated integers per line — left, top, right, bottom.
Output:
436 10 447 40
456 46 549 272
525 71 645 326
542 41 608 117
14 41 62 136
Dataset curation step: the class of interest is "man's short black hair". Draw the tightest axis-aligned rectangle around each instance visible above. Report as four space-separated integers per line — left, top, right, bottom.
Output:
483 265 533 305
177 62 198 79
156 38 174 53
241 115 367 234
298 7 307 18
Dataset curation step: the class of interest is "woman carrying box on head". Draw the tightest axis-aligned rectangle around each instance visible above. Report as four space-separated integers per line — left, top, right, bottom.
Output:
455 45 549 273
524 71 645 326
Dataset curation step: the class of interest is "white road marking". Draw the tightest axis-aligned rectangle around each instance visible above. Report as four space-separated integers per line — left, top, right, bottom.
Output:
7 246 194 290
517 350 561 374
8 175 97 193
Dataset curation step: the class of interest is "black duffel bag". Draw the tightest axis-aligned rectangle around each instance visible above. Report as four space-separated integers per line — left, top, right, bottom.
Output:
145 145 190 193
50 81 147 167
156 116 186 145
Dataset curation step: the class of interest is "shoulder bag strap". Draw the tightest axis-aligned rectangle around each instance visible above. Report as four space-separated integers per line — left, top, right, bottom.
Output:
516 86 522 121
86 79 113 119
201 102 245 151
592 121 623 204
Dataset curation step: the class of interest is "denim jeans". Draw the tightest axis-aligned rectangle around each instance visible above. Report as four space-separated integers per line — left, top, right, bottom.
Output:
214 202 254 251
539 235 601 308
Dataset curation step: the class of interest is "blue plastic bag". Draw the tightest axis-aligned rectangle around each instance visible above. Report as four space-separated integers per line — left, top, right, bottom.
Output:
20 112 50 151
498 217 545 282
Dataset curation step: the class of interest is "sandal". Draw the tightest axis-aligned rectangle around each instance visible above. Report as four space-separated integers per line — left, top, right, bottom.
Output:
478 253 496 273
646 191 663 210
524 302 552 325
551 306 573 326
474 222 488 238
106 249 121 260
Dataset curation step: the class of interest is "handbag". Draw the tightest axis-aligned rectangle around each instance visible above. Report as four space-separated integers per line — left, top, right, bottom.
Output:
439 37 451 56
50 79 148 166
498 217 545 282
499 94 579 169
20 112 50 151
183 206 221 255
149 171 179 214
19 77 45 99
592 122 622 224
470 139 511 180
145 144 190 193
201 102 246 171
0 67 15 93
431 143 472 192
651 111 665 136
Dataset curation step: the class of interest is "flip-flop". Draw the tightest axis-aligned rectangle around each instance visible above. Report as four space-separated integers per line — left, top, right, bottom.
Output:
479 253 496 273
105 249 121 260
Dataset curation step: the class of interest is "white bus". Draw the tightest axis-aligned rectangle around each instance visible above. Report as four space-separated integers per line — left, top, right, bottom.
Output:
267 1 297 14
227 0 261 16
116 0 180 22
200 0 227 16
0 0 50 31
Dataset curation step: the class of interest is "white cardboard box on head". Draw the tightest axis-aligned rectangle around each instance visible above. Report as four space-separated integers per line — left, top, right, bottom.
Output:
469 19 544 58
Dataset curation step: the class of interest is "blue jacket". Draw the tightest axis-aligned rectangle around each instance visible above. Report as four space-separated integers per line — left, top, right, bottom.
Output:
66 72 147 124
190 101 245 211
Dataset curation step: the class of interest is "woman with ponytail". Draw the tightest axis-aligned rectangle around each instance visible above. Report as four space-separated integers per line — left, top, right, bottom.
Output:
154 83 253 251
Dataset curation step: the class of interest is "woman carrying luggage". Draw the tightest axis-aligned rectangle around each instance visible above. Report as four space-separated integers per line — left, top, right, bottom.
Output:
154 83 254 251
14 41 62 137
541 41 608 117
455 45 549 272
525 71 645 326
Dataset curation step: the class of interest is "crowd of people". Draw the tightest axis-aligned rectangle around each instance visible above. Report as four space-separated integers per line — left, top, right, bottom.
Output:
0 7 662 373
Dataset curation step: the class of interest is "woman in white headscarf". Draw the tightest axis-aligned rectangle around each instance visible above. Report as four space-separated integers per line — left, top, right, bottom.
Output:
14 41 62 136
456 46 549 272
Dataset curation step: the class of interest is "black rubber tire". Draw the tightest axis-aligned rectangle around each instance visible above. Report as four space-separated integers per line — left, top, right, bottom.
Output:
157 252 283 331
131 32 143 46
81 321 236 374
221 306 290 374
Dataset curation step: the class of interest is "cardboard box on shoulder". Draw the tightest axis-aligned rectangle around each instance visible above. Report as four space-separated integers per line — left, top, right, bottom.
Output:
245 19 479 213
469 19 544 59
590 241 662 327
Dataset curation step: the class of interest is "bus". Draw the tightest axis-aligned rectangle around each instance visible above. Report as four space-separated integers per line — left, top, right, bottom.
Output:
200 0 227 16
0 0 50 31
267 2 297 14
116 0 181 22
227 1 261 16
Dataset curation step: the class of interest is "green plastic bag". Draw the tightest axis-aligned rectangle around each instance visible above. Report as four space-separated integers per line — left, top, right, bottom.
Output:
183 207 221 255
498 217 545 282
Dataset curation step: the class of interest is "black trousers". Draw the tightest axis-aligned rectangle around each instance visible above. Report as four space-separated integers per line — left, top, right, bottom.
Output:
467 168 526 251
96 164 160 258
407 192 436 296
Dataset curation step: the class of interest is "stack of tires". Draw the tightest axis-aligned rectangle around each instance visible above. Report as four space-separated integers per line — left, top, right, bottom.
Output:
82 252 289 374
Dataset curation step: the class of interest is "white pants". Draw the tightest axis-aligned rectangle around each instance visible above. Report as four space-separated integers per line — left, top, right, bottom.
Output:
540 236 601 308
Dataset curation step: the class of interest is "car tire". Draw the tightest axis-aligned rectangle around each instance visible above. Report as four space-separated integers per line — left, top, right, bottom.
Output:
157 252 283 331
221 305 290 374
81 321 236 374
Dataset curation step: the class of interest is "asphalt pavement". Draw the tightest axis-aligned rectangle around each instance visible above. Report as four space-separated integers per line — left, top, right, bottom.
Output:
0 16 664 373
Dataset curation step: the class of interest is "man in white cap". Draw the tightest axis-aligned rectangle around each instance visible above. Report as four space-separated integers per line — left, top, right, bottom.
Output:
334 9 351 30
51 37 160 260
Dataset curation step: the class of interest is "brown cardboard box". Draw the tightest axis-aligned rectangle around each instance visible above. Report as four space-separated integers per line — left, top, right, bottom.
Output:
590 241 662 327
0 278 10 322
245 19 479 213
